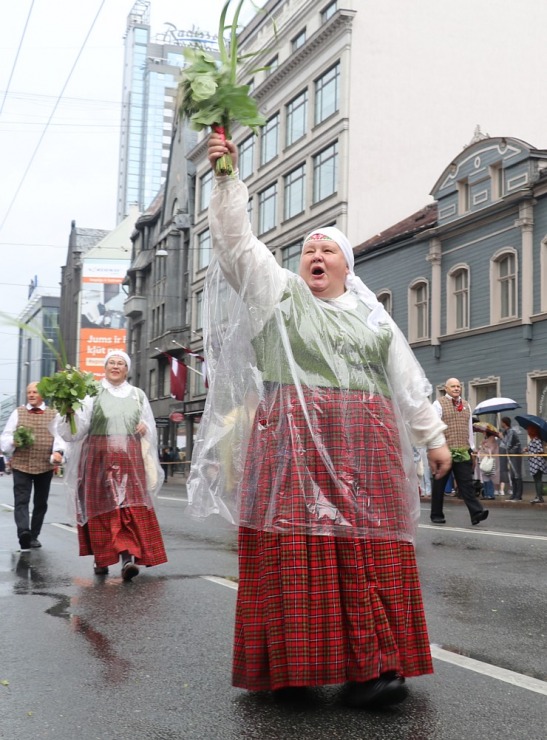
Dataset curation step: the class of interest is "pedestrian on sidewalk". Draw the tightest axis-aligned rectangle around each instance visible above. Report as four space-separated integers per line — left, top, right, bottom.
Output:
430 378 489 526
478 427 499 500
59 351 167 579
187 132 451 710
523 425 546 504
500 417 523 500
0 382 64 551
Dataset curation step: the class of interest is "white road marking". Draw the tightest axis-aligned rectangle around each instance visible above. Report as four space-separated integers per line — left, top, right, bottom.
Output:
430 644 547 696
158 495 188 502
51 522 77 534
419 523 547 542
201 575 238 590
202 558 547 697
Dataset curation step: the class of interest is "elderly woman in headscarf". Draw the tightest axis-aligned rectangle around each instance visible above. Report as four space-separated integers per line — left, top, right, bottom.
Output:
187 133 451 709
59 350 167 580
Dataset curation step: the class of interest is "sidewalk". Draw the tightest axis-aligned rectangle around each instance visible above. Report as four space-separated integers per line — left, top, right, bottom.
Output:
421 482 544 509
163 473 546 509
160 471 188 498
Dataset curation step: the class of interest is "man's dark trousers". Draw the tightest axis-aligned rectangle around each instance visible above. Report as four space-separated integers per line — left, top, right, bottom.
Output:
13 469 54 538
431 459 484 521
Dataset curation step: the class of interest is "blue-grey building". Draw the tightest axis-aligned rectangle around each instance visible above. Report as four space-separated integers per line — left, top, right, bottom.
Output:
354 133 547 428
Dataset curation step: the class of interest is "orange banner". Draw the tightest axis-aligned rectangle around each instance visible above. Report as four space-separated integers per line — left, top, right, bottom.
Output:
80 328 126 379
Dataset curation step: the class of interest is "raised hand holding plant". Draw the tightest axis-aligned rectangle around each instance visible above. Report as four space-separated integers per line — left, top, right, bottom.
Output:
178 0 271 175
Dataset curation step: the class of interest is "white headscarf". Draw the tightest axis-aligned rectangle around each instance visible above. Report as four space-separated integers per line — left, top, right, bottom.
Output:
303 227 388 332
103 349 131 371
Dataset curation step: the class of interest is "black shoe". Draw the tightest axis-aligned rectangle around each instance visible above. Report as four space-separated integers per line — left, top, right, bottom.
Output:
30 538 42 548
342 672 408 709
471 510 489 525
93 562 109 575
122 562 140 581
273 687 310 704
431 516 446 524
19 530 32 551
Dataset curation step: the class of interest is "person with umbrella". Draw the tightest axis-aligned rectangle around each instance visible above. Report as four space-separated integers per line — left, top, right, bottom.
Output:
430 378 489 525
517 418 547 504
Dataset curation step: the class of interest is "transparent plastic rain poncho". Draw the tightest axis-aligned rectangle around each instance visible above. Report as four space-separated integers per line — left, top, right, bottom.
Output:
187 176 446 543
58 379 164 526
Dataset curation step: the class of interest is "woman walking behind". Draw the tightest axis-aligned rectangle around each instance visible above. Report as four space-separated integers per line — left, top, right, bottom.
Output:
60 351 167 579
524 425 546 504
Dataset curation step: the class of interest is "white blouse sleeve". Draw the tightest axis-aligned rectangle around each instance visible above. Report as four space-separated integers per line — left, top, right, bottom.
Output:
209 175 288 311
386 321 447 449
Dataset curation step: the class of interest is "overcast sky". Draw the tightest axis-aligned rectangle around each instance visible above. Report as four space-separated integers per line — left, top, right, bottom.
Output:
1 0 547 396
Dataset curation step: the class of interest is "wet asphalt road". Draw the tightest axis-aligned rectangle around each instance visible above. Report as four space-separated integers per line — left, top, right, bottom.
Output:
0 474 546 740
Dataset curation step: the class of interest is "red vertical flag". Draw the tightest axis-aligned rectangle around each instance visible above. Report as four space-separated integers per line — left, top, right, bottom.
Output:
169 356 187 401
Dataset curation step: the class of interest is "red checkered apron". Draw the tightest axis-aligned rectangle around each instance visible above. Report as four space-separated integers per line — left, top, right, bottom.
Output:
77 435 167 568
232 385 432 690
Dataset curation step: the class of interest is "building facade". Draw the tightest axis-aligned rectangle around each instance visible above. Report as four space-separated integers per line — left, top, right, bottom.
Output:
124 123 195 452
59 222 110 368
116 0 218 223
354 133 547 446
15 294 61 405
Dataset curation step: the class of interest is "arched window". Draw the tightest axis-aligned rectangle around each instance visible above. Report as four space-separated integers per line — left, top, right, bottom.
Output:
447 265 470 332
408 279 429 342
376 290 392 316
491 249 517 323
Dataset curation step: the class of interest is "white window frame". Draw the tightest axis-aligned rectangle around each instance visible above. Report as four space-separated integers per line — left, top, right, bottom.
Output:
258 183 277 235
314 63 340 125
199 170 213 212
282 242 303 274
291 29 306 51
490 248 518 323
376 289 392 316
469 377 500 427
260 113 279 165
408 278 430 342
239 135 254 180
527 370 547 416
540 236 547 313
197 229 211 272
321 1 338 23
195 290 203 332
284 164 306 220
447 264 470 332
313 141 338 203
286 90 307 147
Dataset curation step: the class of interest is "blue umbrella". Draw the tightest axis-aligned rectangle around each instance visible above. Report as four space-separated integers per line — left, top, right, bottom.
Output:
473 397 520 415
514 414 547 442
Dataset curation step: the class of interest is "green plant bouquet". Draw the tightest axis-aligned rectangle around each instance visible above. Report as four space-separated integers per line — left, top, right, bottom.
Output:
37 367 99 436
13 426 35 449
178 0 268 175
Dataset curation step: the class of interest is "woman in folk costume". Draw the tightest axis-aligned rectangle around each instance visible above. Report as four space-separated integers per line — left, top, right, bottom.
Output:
187 133 451 709
59 351 167 580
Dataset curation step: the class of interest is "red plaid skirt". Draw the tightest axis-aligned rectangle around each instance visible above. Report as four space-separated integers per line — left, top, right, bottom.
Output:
233 385 430 690
239 385 413 538
233 529 432 690
77 435 166 568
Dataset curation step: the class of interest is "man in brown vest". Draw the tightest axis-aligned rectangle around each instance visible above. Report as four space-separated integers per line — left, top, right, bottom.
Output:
430 378 489 526
1 382 64 551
